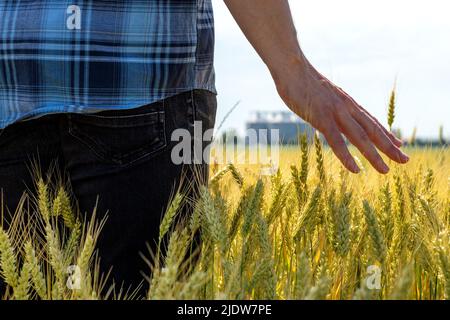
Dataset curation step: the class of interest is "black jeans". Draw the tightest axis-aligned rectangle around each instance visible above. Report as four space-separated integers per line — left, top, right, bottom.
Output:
0 90 217 297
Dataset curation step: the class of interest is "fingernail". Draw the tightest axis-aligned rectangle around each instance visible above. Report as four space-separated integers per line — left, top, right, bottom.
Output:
351 162 360 174
399 152 409 162
380 163 390 174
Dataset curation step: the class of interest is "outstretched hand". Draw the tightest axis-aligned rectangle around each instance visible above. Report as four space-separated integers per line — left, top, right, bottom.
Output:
274 57 409 174
225 0 410 173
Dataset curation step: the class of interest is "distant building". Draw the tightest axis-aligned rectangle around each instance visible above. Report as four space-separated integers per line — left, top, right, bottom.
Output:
246 111 313 144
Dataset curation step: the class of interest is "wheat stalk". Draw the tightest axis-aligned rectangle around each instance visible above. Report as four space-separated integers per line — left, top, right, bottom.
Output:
387 84 396 131
0 228 19 289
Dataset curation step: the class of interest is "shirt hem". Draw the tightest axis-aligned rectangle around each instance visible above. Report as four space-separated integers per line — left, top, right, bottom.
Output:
0 85 217 130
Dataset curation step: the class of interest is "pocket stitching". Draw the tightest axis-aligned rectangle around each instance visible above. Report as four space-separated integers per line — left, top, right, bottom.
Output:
68 111 167 166
71 110 162 128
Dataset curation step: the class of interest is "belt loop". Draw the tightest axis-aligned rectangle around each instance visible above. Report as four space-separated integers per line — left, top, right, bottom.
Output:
188 90 196 125
192 89 196 123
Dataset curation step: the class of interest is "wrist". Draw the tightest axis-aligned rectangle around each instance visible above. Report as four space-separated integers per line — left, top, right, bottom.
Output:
269 51 309 88
268 51 310 104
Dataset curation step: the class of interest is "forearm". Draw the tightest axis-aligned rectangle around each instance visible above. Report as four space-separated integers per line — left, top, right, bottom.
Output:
225 0 409 174
224 0 307 83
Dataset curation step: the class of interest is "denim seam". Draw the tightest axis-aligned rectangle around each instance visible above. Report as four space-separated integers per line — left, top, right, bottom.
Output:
67 112 168 167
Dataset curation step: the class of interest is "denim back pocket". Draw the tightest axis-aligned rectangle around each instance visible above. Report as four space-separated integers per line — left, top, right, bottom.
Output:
68 105 167 166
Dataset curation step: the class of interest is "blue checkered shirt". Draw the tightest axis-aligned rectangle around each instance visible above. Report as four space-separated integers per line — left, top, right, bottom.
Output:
0 0 216 129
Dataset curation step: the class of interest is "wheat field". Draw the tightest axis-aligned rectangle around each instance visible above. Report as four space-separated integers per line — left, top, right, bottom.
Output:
0 135 449 300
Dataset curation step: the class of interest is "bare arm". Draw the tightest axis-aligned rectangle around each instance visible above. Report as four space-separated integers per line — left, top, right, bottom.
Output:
224 0 409 174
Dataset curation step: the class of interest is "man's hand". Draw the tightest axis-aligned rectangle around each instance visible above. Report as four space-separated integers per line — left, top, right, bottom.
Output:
225 0 409 174
273 55 408 174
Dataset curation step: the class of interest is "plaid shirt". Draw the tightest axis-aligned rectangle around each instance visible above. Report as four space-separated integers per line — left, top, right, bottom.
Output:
0 0 215 129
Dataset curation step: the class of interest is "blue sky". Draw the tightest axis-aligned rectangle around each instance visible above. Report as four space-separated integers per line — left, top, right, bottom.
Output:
212 0 450 139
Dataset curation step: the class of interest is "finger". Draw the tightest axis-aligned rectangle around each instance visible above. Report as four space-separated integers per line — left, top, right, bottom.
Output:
321 122 360 174
349 108 409 164
334 87 403 147
356 106 403 147
335 110 390 174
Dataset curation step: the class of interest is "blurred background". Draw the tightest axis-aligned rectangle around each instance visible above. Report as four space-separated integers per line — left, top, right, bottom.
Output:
213 0 450 143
